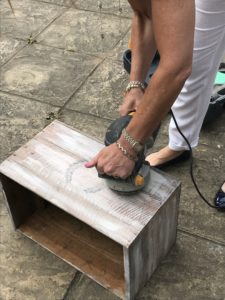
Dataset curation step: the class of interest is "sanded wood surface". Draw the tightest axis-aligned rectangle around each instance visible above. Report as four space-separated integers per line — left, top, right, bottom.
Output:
0 120 180 247
0 120 181 300
19 203 125 298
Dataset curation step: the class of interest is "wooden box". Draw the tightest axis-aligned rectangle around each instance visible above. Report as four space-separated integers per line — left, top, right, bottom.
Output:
0 120 180 300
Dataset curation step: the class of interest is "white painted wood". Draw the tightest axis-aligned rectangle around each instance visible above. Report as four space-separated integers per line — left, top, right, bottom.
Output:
0 120 180 247
124 189 180 300
0 120 181 300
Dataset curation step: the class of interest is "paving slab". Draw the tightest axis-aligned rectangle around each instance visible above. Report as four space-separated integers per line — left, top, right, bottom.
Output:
0 190 75 300
148 115 225 245
1 1 225 299
75 0 132 18
64 232 225 300
65 58 128 120
0 91 59 161
0 44 101 106
59 109 111 141
37 9 130 55
112 31 131 62
0 0 66 40
35 0 73 7
177 145 225 245
200 112 225 149
0 36 26 66
65 274 119 300
138 232 225 300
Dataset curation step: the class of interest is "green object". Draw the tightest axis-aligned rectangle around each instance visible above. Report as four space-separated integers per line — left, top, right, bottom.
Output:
214 71 225 85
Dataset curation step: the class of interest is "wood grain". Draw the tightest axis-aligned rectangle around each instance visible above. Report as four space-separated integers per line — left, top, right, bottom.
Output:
19 203 125 299
0 120 181 300
0 120 180 247
124 188 180 300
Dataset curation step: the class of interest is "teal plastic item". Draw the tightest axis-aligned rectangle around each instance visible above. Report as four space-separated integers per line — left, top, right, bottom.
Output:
214 71 225 85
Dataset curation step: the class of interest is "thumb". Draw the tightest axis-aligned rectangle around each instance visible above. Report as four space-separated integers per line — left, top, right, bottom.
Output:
84 156 98 168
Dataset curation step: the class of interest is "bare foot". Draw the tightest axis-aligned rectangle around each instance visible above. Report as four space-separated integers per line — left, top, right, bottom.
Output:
145 146 184 166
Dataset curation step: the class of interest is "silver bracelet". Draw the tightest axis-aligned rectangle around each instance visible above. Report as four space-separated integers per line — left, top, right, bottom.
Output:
116 141 138 162
125 81 145 94
122 129 144 153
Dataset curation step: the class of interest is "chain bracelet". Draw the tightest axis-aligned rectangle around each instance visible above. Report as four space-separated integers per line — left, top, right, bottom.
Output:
122 129 144 153
125 81 145 94
122 128 137 148
116 142 138 162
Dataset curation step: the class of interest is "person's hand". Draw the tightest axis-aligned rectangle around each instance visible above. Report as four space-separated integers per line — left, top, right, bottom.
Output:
119 88 144 116
85 143 135 179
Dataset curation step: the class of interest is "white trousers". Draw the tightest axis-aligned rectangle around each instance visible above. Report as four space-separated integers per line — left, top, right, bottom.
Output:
169 0 225 151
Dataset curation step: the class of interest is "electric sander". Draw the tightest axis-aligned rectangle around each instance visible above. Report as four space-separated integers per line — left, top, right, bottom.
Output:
98 113 159 193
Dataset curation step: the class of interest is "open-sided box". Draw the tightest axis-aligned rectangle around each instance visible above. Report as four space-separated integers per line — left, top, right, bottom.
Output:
0 120 180 300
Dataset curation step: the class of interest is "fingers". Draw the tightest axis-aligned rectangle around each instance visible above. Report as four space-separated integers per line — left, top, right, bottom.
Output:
84 156 98 168
120 89 144 116
119 105 130 116
85 157 131 179
119 103 135 116
85 145 135 179
85 159 105 176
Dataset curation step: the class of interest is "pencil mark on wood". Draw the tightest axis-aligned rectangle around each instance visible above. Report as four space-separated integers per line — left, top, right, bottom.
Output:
0 120 181 300
66 160 86 184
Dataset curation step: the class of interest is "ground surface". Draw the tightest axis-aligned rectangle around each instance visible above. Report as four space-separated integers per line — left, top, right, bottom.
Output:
0 1 225 300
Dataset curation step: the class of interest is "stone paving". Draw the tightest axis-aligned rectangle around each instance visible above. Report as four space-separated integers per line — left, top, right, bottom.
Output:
0 1 225 299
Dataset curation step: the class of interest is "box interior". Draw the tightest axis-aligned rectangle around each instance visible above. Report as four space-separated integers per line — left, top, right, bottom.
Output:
2 176 125 299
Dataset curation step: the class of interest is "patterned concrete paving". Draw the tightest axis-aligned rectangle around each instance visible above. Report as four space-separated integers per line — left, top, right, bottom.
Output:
0 44 102 106
0 1 224 300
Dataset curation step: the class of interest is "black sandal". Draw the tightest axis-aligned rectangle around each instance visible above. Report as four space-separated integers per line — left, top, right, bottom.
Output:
151 150 191 170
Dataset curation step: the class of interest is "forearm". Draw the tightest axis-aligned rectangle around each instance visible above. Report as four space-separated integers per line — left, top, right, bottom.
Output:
119 3 157 116
125 64 191 143
129 11 157 82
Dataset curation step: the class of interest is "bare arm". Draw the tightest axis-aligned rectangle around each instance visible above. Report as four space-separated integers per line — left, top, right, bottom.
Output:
86 0 195 179
124 0 195 142
120 2 157 115
129 2 157 82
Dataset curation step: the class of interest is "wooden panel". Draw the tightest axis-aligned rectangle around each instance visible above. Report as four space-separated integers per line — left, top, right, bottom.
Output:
19 203 125 299
124 188 180 300
0 174 46 228
0 120 180 247
0 120 181 300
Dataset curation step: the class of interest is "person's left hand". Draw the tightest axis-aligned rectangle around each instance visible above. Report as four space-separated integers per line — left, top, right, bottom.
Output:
119 88 143 116
85 143 135 179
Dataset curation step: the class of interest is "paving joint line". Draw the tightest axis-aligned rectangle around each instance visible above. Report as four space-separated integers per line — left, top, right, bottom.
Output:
27 6 70 42
178 227 225 247
0 90 114 122
111 26 131 50
58 58 106 113
62 271 82 300
1 8 68 67
32 0 71 8
0 40 28 68
34 41 107 60
61 107 114 122
72 7 132 20
0 90 61 108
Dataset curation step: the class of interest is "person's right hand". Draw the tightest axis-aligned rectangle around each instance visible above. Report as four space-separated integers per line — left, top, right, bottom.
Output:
119 88 144 116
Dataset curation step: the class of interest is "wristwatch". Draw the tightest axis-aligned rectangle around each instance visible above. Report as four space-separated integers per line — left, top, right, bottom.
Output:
122 129 144 153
